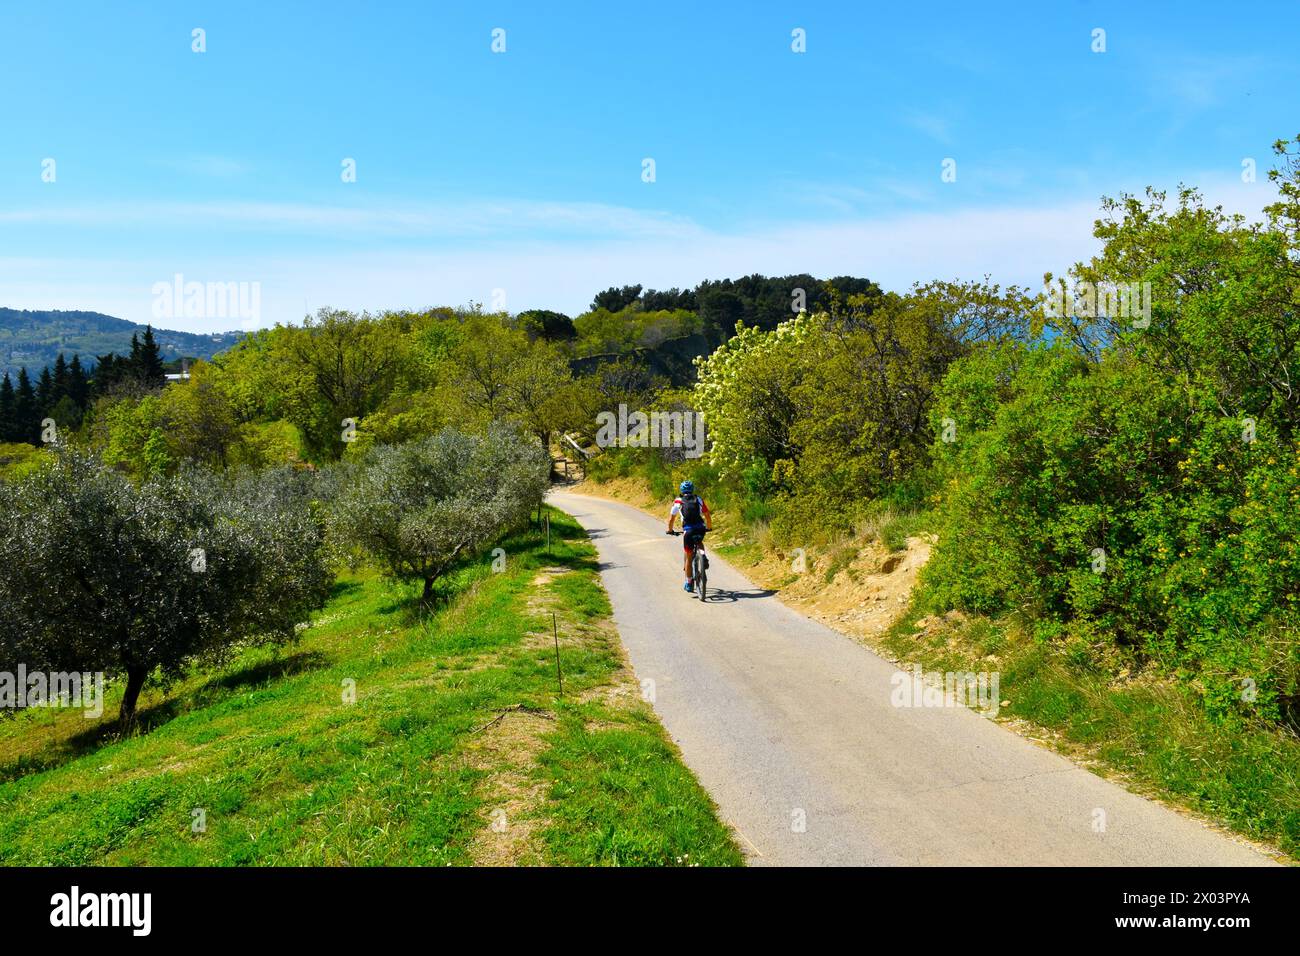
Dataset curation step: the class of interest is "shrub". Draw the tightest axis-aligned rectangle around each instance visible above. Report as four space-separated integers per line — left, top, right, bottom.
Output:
330 424 550 606
918 170 1300 723
0 451 333 726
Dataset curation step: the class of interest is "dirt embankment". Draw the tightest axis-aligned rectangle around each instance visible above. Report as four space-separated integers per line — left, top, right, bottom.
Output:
741 535 934 640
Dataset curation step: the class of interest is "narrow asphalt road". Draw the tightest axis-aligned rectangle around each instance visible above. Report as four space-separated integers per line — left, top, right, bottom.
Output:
550 490 1278 867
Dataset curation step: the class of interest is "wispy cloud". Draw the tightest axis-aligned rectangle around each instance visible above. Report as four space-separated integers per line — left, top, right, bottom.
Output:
904 112 954 146
0 199 1113 325
1142 52 1293 114
0 198 705 242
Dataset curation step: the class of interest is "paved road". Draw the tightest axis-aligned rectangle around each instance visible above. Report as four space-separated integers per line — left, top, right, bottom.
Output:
550 490 1278 867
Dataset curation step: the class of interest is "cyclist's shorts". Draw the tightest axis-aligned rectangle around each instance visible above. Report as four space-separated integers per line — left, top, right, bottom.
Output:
682 528 706 552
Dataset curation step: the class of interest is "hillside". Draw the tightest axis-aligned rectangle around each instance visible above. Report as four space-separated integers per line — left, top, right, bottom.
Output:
0 308 246 378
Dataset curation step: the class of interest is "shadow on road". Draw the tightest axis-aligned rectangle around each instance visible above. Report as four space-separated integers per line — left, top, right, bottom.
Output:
695 586 778 604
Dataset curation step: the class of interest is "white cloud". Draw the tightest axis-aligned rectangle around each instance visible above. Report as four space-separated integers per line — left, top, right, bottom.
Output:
0 176 1279 328
0 198 703 241
0 202 1104 325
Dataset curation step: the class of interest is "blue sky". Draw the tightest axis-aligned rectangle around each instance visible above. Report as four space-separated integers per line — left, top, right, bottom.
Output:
0 0 1295 330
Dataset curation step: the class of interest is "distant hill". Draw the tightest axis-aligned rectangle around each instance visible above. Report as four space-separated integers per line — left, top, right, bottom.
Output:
0 308 246 379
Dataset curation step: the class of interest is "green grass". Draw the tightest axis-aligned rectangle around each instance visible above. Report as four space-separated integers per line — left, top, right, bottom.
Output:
879 608 1300 860
0 508 742 866
878 511 930 553
538 705 741 866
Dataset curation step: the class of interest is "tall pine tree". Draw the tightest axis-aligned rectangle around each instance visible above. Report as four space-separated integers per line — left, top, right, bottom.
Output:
35 367 54 413
0 373 15 443
52 353 69 404
138 326 166 388
68 354 89 409
93 352 125 396
14 369 38 445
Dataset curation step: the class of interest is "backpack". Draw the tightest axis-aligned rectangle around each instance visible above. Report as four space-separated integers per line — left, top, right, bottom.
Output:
680 493 703 526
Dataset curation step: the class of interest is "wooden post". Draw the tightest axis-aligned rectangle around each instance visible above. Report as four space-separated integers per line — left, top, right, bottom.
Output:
552 612 563 696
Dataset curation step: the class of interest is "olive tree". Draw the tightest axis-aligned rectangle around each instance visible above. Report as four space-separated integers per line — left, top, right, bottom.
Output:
0 452 333 726
331 424 550 606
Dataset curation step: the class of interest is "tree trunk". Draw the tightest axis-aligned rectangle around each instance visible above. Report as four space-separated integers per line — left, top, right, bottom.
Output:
118 665 149 730
421 576 435 611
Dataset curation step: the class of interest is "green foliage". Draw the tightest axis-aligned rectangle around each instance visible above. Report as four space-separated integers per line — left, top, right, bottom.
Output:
141 429 172 478
435 314 580 448
98 394 166 477
590 284 644 313
564 359 667 448
516 309 576 342
154 363 240 467
286 309 407 460
693 274 883 342
0 442 49 481
693 280 1024 542
787 283 999 510
573 307 698 356
228 419 304 469
0 451 333 723
693 311 821 480
920 166 1300 724
330 425 551 603
0 351 92 439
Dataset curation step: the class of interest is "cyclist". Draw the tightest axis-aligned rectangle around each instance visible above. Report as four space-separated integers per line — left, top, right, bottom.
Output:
667 480 712 592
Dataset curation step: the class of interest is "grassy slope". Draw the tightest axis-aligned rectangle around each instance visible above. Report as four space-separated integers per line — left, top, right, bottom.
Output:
580 471 1298 862
0 507 742 866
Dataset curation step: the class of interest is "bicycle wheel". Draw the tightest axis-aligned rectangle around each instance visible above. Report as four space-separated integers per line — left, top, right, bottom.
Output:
695 550 707 601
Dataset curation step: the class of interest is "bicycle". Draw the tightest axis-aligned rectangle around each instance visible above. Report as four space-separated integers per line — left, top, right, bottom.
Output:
667 529 708 601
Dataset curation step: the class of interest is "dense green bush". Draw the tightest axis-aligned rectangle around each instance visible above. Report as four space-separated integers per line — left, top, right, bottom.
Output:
920 166 1300 723
330 424 551 606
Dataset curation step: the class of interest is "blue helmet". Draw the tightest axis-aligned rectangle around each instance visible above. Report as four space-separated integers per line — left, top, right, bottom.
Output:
679 480 694 495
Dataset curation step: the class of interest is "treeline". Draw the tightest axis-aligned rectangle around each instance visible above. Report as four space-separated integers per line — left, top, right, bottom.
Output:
0 275 875 472
0 358 88 444
581 274 883 354
514 274 883 362
0 273 876 482
0 307 243 380
0 327 168 444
